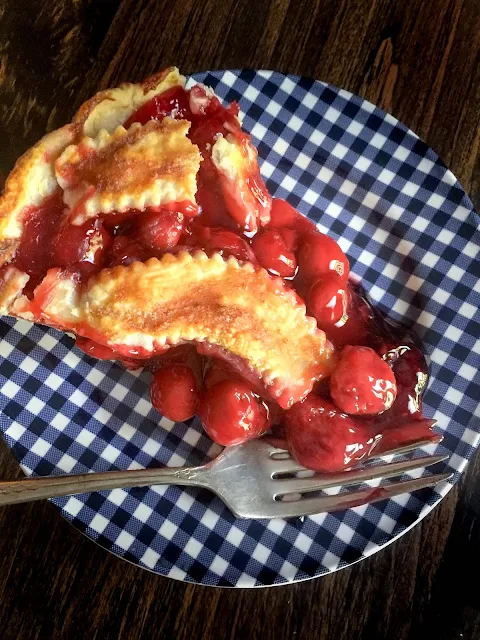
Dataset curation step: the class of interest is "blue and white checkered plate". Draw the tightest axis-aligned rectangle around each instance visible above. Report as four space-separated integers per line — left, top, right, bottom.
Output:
0 71 479 587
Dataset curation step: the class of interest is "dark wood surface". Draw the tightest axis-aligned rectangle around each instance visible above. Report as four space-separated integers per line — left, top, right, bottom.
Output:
0 1 479 638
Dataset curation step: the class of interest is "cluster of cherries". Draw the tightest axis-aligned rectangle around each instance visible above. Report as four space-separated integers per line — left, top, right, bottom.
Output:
142 197 433 472
10 84 437 473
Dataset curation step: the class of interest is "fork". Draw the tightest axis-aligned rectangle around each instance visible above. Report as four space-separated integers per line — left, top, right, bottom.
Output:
0 438 451 518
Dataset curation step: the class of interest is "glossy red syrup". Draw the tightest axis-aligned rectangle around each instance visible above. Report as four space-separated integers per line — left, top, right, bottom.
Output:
9 84 437 471
124 86 193 127
12 192 66 297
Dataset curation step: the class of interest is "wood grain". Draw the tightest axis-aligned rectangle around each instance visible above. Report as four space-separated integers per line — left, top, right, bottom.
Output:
0 1 478 638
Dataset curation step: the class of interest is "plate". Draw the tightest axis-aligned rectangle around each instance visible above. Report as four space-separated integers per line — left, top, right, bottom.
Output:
0 70 479 587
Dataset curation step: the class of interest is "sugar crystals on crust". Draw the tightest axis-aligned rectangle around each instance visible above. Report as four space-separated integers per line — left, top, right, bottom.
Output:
55 119 201 223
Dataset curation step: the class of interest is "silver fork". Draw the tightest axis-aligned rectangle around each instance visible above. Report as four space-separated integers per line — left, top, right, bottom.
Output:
0 439 451 518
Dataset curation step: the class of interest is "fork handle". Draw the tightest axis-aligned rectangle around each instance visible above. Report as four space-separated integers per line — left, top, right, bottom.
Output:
0 465 210 506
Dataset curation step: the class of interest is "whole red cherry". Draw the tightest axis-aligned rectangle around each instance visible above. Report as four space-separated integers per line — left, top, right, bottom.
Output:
198 380 268 446
297 231 350 282
330 345 397 415
251 228 297 277
134 209 184 251
284 396 372 472
150 364 199 422
307 273 350 328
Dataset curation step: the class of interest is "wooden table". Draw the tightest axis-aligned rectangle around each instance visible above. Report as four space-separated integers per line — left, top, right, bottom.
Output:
0 1 479 638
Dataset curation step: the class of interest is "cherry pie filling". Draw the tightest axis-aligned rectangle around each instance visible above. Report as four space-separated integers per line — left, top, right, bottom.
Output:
5 84 438 472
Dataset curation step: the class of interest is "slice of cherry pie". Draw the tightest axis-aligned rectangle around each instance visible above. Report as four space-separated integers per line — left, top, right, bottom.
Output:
0 67 438 472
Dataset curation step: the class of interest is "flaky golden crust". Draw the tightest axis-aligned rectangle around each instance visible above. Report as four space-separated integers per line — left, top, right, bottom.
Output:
56 119 200 222
73 67 184 138
0 126 76 266
0 67 185 281
16 252 334 407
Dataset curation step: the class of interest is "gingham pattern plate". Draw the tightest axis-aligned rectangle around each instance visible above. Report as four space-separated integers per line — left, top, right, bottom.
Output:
0 71 479 587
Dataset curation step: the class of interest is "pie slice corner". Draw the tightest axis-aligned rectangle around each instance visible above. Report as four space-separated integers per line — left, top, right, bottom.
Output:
0 67 332 410
0 125 76 269
73 66 185 138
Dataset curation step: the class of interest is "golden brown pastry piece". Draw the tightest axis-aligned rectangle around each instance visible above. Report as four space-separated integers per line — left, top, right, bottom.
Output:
13 252 334 408
0 67 330 408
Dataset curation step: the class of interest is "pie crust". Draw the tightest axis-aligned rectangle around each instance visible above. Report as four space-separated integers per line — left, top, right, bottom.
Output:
13 251 334 408
56 119 200 223
0 67 331 407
